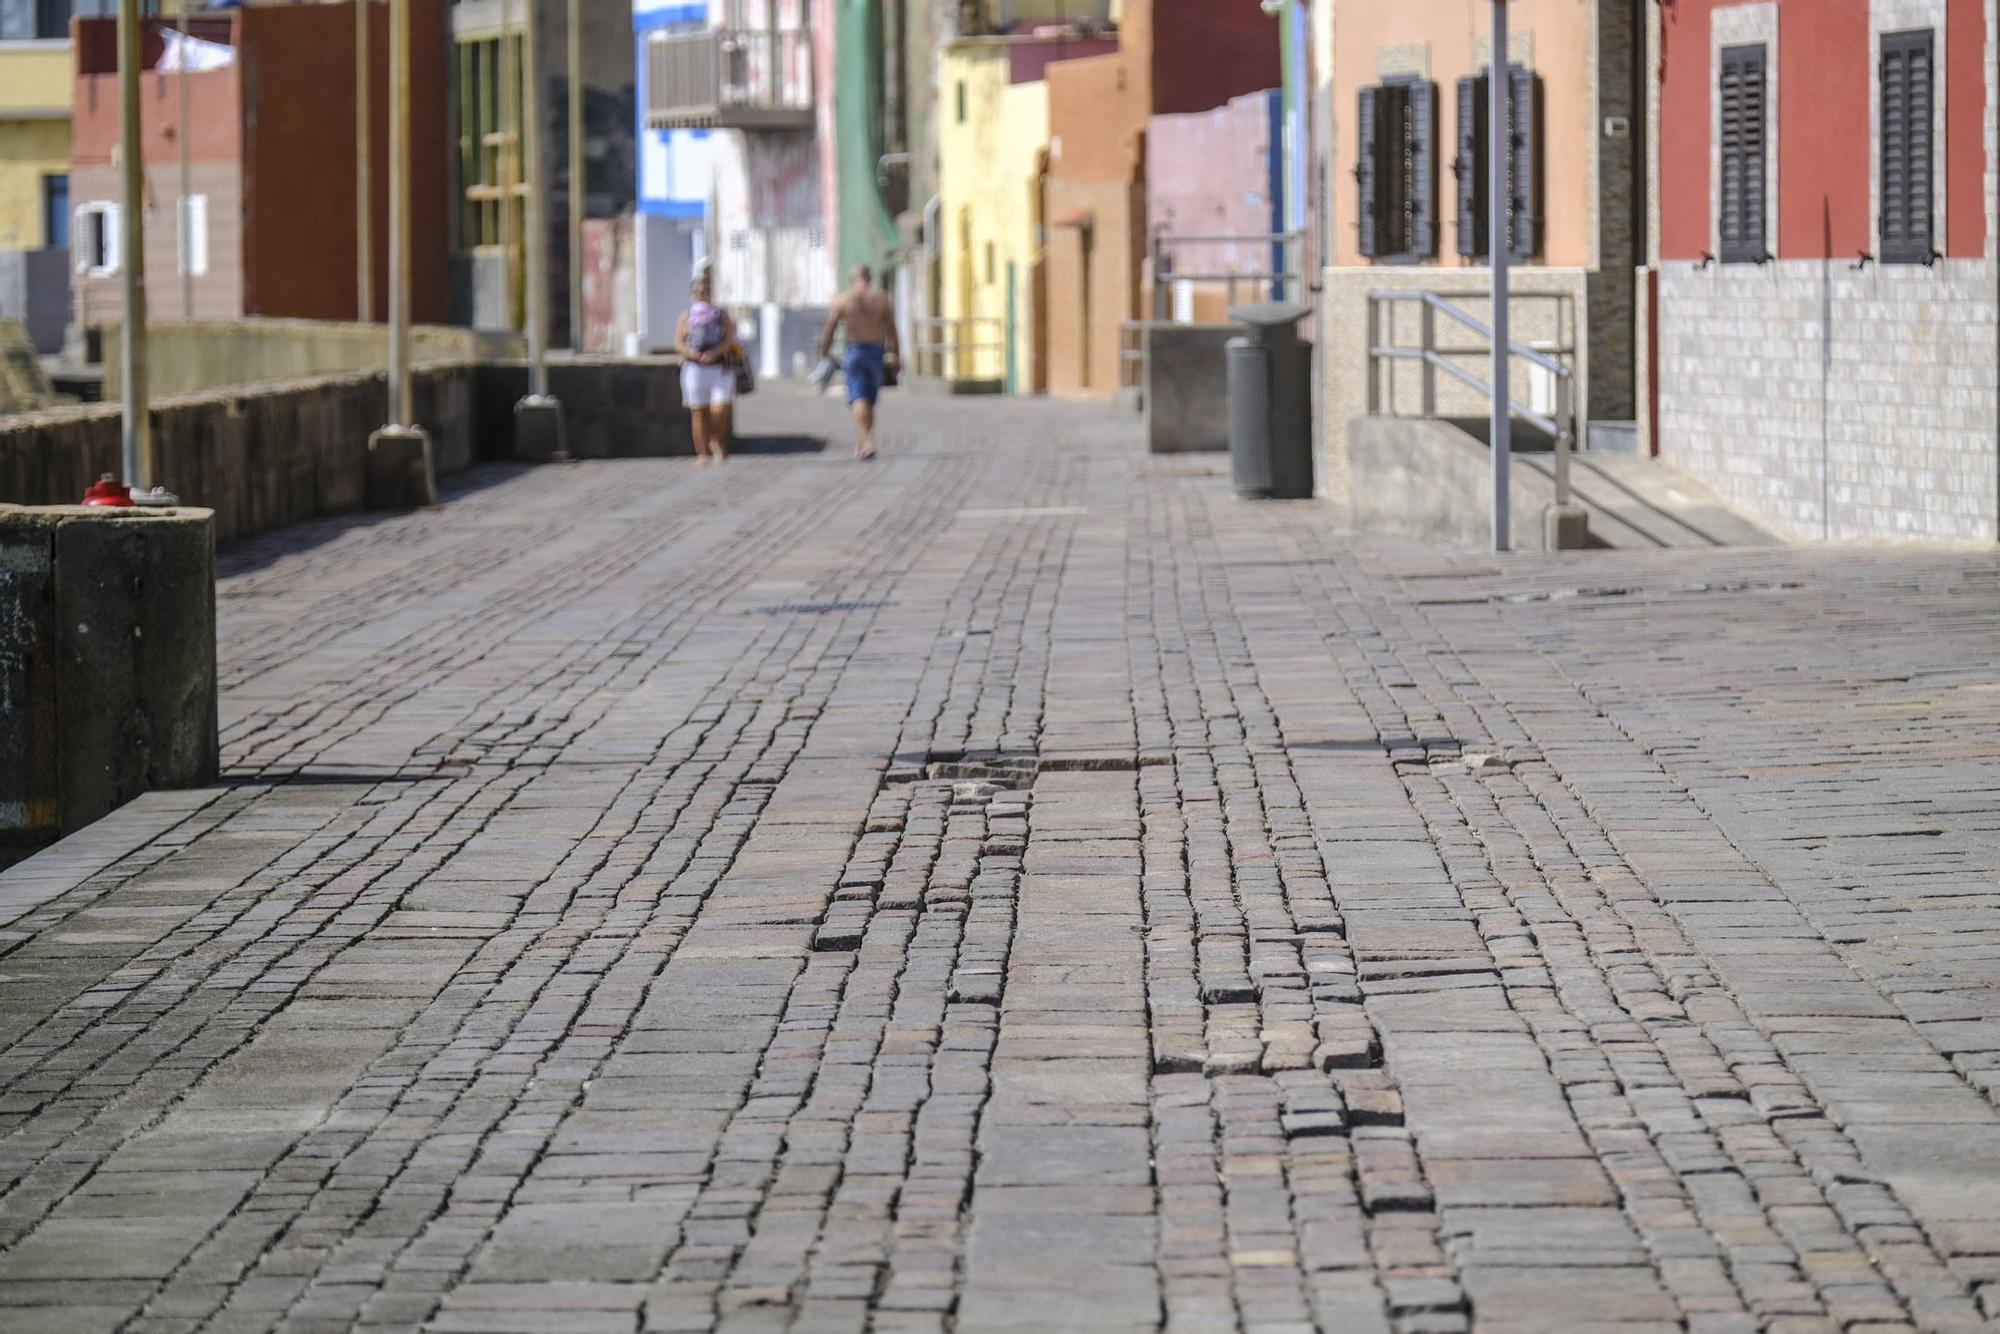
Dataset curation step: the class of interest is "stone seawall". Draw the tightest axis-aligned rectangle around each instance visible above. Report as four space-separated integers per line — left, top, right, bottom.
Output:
0 365 481 547
0 358 694 547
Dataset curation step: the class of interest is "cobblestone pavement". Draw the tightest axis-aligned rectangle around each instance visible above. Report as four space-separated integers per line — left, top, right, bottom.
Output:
3 387 2000 1333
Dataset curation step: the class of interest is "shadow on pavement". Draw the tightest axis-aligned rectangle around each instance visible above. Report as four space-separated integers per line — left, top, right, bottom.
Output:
731 433 828 455
217 464 534 576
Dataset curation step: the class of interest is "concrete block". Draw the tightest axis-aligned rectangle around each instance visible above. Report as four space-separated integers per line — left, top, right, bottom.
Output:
0 504 219 849
366 426 438 510
513 395 570 463
1140 323 1233 454
1345 417 1560 550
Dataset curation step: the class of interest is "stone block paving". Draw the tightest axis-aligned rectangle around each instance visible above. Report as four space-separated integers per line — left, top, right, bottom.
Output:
0 387 1998 1331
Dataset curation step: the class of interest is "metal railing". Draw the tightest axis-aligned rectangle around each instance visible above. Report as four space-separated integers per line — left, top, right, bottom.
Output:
1365 289 1578 508
1148 229 1308 321
912 316 1004 383
645 26 814 130
1118 322 1145 393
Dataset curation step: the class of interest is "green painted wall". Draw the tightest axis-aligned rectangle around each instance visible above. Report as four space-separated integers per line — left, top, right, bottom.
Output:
836 0 899 279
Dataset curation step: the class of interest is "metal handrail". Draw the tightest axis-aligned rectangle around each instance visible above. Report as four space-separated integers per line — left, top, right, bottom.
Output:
1118 322 1145 392
1370 290 1571 380
1365 289 1577 508
1149 227 1309 319
912 315 1004 382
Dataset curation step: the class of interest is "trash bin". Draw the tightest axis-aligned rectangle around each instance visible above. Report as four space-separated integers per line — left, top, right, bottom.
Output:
1226 301 1315 499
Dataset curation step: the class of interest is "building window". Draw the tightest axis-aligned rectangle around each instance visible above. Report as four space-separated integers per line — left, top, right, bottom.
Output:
955 80 967 124
42 175 68 251
2 0 71 40
1717 43 1769 264
75 202 118 276
1452 65 1538 261
455 31 525 253
1879 28 1935 264
1357 78 1436 263
177 194 209 277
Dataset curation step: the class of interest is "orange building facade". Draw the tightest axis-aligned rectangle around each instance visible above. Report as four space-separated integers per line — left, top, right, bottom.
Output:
1040 0 1279 399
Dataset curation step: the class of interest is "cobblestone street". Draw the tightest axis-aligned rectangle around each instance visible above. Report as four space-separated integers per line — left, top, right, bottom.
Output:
3 388 2000 1332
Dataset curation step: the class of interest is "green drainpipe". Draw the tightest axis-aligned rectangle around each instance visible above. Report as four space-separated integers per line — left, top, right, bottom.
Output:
836 0 900 280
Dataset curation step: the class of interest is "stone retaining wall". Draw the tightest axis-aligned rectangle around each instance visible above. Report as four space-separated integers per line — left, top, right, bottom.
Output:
98 319 525 399
0 365 481 547
0 358 693 548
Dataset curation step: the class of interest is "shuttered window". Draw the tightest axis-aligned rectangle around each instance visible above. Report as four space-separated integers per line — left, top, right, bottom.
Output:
1718 43 1768 264
1879 29 1935 264
1357 78 1435 263
1453 65 1538 261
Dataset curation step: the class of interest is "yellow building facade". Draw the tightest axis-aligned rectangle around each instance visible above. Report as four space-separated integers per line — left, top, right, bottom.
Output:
937 40 1050 392
0 40 74 250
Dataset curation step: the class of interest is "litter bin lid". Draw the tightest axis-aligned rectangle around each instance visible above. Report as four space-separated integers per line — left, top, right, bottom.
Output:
1228 301 1313 336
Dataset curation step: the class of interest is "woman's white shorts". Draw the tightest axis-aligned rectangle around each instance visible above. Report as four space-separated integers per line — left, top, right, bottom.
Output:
681 360 735 409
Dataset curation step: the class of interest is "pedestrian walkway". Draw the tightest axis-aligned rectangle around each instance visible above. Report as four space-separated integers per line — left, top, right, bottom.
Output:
1 387 1997 1332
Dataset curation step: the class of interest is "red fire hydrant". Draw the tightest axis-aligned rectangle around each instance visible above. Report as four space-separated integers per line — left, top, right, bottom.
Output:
82 474 134 507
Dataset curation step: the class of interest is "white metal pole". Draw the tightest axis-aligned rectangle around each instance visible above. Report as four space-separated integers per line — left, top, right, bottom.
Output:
117 0 150 489
523 0 549 397
357 0 373 322
388 0 411 425
1489 0 1511 552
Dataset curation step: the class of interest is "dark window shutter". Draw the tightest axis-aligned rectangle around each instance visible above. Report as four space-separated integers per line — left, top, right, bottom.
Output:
1454 74 1484 257
1718 43 1767 263
1506 65 1537 261
1880 29 1934 263
1357 85 1380 258
1408 81 1436 258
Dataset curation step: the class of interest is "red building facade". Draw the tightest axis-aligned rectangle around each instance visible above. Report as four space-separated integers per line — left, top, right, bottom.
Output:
1650 0 1998 543
70 2 450 333
1658 0 1986 265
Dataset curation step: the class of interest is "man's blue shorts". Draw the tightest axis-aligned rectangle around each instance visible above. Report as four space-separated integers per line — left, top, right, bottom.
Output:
844 342 886 406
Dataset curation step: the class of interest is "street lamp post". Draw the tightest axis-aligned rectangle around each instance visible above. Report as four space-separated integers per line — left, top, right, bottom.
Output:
567 0 584 351
1489 0 1512 552
522 3 548 399
363 0 436 508
388 0 411 428
357 0 373 322
116 0 151 490
513 0 568 461
175 0 192 322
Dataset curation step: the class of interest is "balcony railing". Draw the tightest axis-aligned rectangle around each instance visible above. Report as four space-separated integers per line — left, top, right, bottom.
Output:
645 26 814 131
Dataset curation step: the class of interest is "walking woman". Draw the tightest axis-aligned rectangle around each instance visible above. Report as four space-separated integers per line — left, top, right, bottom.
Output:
676 273 735 464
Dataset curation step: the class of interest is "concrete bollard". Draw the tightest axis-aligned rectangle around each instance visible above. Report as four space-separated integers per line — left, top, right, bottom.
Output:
1544 502 1590 551
366 425 437 509
513 395 570 463
0 504 220 850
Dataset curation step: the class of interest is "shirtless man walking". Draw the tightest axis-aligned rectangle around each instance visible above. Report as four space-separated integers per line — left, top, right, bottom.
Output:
818 265 900 460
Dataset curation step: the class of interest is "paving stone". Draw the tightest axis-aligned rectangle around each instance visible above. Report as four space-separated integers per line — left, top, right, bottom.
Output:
0 388 1993 1330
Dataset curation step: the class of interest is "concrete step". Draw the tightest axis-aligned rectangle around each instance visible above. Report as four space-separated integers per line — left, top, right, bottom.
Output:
1346 416 1783 551
1516 450 1782 548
